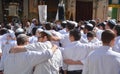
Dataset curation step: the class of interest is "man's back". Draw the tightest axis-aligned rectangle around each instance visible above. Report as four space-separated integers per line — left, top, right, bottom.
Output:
3 50 53 74
83 46 120 74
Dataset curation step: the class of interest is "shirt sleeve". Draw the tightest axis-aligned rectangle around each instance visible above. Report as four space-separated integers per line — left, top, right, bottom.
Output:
24 42 45 51
29 49 53 66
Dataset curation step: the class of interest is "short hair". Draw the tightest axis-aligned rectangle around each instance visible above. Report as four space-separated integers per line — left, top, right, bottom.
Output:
107 20 116 29
44 23 52 30
66 22 75 31
17 34 28 45
87 31 96 38
32 27 38 35
101 29 115 44
0 28 8 35
114 25 120 36
69 29 81 41
5 24 11 29
89 20 96 28
39 31 52 41
84 23 94 31
97 22 106 30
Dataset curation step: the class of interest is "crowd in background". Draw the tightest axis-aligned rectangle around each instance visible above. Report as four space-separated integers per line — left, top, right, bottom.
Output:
0 18 120 74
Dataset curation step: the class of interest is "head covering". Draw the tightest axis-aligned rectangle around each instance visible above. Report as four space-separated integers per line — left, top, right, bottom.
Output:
43 30 52 36
37 28 43 32
107 19 117 29
107 20 117 26
15 28 24 33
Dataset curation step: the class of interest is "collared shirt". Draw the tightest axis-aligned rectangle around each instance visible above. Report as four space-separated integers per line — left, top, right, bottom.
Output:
3 49 53 74
82 46 120 74
63 41 88 71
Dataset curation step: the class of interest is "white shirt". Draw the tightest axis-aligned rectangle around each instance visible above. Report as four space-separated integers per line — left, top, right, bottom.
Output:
3 49 53 74
25 41 63 74
60 33 71 47
82 46 120 74
96 29 104 41
113 36 120 53
29 36 38 44
62 41 88 71
59 28 67 34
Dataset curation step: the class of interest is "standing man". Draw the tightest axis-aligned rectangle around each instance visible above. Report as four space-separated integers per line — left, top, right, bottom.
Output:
82 29 120 74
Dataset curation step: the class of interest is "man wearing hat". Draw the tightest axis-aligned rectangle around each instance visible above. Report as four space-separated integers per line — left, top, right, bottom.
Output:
105 20 117 29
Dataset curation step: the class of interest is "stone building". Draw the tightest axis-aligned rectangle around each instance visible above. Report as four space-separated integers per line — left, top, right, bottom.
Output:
0 0 120 23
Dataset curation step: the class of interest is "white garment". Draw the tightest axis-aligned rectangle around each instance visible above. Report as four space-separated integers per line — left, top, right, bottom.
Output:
3 49 53 74
96 29 104 41
29 36 38 44
62 41 88 71
113 36 120 53
48 30 62 46
8 29 16 39
0 40 18 71
88 37 101 44
82 46 120 74
25 41 63 74
59 28 67 34
80 33 88 43
60 33 71 47
28 23 35 34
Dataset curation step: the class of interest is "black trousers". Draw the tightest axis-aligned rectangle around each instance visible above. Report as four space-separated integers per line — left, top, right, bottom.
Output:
67 70 82 74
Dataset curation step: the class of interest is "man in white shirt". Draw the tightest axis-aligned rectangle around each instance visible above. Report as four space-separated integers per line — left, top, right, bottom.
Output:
113 25 120 53
82 29 120 74
62 29 87 74
1 34 57 74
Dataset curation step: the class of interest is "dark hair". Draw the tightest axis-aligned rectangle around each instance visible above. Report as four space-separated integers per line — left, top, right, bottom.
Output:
114 25 120 36
40 31 51 41
0 28 8 35
5 24 11 29
69 29 81 41
61 22 67 28
44 23 52 30
89 20 96 28
97 22 106 30
87 31 96 38
101 29 115 44
84 23 93 31
107 20 116 29
66 22 75 31
32 27 38 35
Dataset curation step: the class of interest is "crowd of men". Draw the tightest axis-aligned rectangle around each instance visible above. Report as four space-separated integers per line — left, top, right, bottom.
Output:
0 18 120 74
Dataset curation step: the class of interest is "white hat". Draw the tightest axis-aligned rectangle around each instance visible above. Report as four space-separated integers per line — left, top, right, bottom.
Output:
15 28 24 33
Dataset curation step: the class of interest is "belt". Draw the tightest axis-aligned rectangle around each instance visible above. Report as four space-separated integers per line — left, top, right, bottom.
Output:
68 70 82 72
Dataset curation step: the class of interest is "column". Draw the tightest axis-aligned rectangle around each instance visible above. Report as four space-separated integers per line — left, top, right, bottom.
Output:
23 0 29 18
0 0 3 22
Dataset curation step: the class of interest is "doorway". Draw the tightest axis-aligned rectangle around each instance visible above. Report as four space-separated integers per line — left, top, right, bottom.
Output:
76 1 93 22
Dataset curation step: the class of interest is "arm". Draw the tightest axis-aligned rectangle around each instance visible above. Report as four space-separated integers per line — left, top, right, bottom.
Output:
9 42 44 53
30 44 58 65
10 44 57 53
